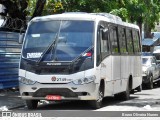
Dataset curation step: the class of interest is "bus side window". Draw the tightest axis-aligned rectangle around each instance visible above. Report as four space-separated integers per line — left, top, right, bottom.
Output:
109 26 119 54
132 30 140 54
126 29 134 54
100 27 109 59
96 21 109 66
118 27 127 54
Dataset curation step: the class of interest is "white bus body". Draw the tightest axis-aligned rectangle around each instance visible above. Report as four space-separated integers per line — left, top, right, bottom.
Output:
19 13 142 109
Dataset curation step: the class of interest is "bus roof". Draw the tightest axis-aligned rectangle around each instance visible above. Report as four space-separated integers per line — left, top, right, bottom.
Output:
31 12 139 30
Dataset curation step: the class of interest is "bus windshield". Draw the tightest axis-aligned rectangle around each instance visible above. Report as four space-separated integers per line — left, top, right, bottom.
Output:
22 20 94 62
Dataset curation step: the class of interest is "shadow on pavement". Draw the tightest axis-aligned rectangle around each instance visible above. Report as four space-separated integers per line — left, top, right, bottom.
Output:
25 96 139 111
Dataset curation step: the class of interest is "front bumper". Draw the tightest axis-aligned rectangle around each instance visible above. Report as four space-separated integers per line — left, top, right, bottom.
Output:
19 81 98 101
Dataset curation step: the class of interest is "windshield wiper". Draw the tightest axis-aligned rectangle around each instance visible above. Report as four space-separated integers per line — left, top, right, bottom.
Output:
36 21 62 65
36 33 58 65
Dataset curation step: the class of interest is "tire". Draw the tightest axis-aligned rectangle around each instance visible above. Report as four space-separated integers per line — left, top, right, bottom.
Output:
130 89 135 94
26 100 38 110
136 84 142 92
121 80 130 100
114 81 130 100
89 86 104 109
157 80 160 87
114 93 122 100
147 75 153 89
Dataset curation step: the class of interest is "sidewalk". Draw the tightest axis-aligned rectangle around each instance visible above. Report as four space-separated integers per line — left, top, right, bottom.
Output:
0 89 25 111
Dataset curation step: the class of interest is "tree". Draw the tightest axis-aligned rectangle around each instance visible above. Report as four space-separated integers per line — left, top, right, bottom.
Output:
0 0 46 31
0 0 160 36
30 0 46 19
0 0 28 30
43 0 64 15
125 0 146 35
143 0 160 38
0 0 28 19
110 0 160 37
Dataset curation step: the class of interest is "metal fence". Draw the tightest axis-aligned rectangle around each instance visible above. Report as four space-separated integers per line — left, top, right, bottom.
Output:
0 31 21 89
0 16 26 31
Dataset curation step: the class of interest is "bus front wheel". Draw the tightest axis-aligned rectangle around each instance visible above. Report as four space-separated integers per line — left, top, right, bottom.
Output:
89 86 104 109
26 100 38 109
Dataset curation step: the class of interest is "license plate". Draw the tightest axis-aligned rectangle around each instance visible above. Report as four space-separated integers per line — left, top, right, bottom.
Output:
45 95 61 100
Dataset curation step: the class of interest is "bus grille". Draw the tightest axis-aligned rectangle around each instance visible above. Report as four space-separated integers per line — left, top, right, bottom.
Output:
33 88 78 98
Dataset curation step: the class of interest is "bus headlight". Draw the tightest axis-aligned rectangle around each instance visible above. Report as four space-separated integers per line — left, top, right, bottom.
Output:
19 77 37 85
72 75 96 85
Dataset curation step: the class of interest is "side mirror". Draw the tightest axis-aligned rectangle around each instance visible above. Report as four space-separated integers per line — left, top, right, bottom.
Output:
102 29 108 40
19 33 25 44
100 25 108 41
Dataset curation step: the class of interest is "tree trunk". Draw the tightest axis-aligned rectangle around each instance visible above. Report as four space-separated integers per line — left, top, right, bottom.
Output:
0 0 28 31
144 22 152 38
136 16 143 39
31 0 46 19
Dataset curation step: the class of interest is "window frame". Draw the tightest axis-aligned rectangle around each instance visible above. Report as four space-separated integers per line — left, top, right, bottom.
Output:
109 24 120 55
118 26 128 55
96 21 110 66
125 28 134 55
132 29 141 55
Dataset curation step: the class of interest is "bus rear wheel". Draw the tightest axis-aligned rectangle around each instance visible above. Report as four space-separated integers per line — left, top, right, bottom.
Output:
136 84 142 92
89 86 104 109
114 80 130 100
121 80 130 100
26 100 38 109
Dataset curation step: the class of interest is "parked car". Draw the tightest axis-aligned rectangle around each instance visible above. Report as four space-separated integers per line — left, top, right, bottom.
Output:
142 56 160 89
153 46 160 63
142 52 153 56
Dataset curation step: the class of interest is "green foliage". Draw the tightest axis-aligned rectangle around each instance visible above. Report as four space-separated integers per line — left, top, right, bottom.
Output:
124 0 146 22
14 0 160 34
144 0 160 29
1 0 159 36
110 8 128 21
27 0 37 16
110 0 160 35
43 0 63 15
